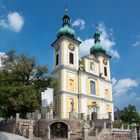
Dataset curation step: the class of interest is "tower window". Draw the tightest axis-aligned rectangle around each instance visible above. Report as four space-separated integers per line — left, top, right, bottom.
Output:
104 67 107 77
56 54 59 65
69 52 74 64
90 62 94 70
90 81 96 95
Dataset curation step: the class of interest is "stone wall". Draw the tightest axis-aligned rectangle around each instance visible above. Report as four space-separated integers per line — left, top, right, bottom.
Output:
34 118 83 140
0 112 139 140
0 119 16 133
0 114 36 140
112 129 131 140
97 129 131 140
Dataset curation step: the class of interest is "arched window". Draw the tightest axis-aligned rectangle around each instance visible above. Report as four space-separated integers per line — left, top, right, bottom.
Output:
90 81 96 95
104 66 107 76
90 62 94 70
69 52 74 64
56 53 59 65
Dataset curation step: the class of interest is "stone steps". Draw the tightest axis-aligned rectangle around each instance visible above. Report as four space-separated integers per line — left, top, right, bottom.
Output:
50 139 68 140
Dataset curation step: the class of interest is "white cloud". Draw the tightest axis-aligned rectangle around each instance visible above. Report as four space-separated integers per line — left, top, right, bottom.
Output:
98 23 120 59
112 78 138 95
0 52 5 67
0 4 6 9
78 23 120 59
114 91 140 111
112 77 117 87
78 37 94 57
109 49 120 59
112 77 140 111
132 41 140 47
8 12 24 32
72 19 85 30
0 12 24 32
98 23 115 50
132 34 140 47
0 19 8 28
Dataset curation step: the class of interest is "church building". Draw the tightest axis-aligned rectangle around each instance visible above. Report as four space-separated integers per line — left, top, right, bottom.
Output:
51 9 114 120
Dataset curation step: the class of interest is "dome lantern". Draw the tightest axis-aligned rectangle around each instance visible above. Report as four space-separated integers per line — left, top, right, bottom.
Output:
56 8 75 39
90 26 106 54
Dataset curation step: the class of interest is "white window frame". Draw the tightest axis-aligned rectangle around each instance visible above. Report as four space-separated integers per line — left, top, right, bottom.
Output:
55 49 60 67
68 49 74 65
90 62 95 71
104 66 107 77
90 79 96 95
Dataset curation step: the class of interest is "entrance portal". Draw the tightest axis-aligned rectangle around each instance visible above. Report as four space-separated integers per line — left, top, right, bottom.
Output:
50 122 68 139
92 112 97 120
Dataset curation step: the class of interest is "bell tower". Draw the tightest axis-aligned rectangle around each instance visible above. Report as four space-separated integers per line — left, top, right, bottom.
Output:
52 8 80 71
90 26 111 81
51 8 81 118
90 26 114 120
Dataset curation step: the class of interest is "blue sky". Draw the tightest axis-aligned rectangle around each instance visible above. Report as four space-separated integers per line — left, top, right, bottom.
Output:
0 0 140 111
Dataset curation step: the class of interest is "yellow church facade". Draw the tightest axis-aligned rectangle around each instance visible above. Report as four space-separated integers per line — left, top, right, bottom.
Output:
51 10 114 120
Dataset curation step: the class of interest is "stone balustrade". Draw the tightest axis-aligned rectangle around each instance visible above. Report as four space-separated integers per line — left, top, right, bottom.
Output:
0 112 139 140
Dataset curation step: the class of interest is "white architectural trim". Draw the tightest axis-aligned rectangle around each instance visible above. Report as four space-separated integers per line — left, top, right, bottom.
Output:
68 72 75 79
85 59 88 72
75 46 79 70
53 49 55 69
109 84 113 102
100 80 104 98
63 42 67 64
108 61 111 80
63 94 66 118
63 70 66 91
81 74 86 93
81 97 86 114
112 103 114 121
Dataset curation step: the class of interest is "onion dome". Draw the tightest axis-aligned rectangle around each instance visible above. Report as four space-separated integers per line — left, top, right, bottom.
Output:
90 27 106 54
56 8 75 39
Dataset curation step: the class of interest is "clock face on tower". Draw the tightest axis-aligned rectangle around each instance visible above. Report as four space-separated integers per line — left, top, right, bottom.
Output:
103 58 108 65
68 43 75 51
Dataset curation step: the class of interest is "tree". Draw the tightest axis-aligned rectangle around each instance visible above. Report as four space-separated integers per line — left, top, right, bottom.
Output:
0 49 57 118
120 104 140 124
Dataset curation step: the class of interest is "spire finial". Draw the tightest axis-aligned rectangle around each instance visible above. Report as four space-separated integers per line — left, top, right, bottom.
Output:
95 24 100 34
65 5 68 15
62 6 70 27
94 24 100 43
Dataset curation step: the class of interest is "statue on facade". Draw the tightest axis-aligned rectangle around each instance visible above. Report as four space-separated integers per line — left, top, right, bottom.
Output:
71 99 75 113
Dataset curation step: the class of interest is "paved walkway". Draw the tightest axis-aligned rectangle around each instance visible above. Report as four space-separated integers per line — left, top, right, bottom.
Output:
0 131 29 140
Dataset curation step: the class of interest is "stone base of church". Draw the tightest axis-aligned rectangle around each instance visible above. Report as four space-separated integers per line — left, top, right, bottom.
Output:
34 119 84 140
0 113 138 140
